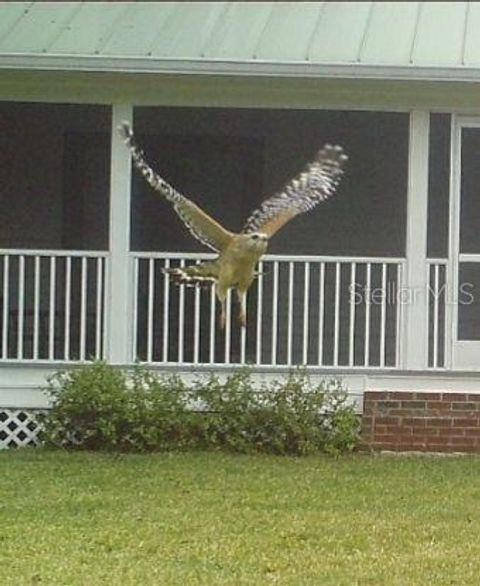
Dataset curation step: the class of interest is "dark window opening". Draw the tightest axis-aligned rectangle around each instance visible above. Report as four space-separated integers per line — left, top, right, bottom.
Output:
457 263 480 341
0 102 110 251
132 107 409 257
427 113 451 259
460 127 480 255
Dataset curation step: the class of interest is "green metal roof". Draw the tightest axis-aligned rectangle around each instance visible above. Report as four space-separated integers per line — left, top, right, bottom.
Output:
0 1 480 82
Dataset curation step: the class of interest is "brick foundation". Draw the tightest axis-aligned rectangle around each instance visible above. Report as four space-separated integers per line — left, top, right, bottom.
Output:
361 391 480 453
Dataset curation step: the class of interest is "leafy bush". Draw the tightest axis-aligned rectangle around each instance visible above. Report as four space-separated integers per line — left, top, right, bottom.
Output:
40 362 360 455
40 362 189 451
39 361 130 450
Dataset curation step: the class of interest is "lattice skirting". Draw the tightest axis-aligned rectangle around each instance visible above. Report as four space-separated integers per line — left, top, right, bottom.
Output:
0 409 43 449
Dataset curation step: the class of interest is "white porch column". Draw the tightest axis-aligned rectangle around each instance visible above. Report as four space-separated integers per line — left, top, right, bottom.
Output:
402 111 430 369
105 104 133 364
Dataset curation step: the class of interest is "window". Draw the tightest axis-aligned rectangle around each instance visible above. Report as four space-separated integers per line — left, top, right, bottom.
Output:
427 113 451 259
132 107 409 256
0 102 110 250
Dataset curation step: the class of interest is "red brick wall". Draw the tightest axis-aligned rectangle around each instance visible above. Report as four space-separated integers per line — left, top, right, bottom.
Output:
362 391 480 453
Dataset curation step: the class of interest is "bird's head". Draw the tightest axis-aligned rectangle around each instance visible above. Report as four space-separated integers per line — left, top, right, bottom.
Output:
246 232 269 253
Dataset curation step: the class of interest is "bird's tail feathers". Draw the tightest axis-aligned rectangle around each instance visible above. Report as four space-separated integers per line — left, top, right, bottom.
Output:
163 261 219 288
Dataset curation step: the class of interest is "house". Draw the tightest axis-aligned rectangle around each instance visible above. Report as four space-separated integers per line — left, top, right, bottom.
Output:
1 1 480 451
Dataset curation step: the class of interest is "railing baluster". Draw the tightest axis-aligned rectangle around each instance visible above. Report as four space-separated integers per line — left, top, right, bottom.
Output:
163 258 170 363
79 257 87 362
425 263 431 366
287 261 294 366
131 257 139 362
95 257 104 360
193 271 201 365
256 260 263 365
102 256 108 361
333 262 341 366
271 261 279 365
433 263 440 369
240 316 246 364
48 256 55 360
33 256 40 360
443 264 448 369
317 261 325 366
178 259 185 364
348 262 356 367
364 263 371 367
395 263 402 368
209 284 215 364
380 263 387 368
17 256 25 360
2 256 8 359
64 256 71 361
147 258 155 363
302 262 310 365
224 289 232 364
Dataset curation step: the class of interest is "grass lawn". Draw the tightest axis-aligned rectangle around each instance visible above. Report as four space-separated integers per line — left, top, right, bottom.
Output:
2 451 480 585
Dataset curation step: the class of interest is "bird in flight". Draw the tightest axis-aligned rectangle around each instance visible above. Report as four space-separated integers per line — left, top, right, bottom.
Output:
119 122 347 329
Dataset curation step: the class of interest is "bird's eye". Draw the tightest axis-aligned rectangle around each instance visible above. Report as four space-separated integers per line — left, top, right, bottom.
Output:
251 234 259 240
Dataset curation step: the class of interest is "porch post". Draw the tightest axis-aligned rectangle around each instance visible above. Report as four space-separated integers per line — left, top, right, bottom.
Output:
402 111 430 370
105 103 133 364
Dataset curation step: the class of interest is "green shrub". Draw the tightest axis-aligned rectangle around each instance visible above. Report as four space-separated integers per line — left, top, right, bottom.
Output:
40 362 360 455
39 361 129 450
40 362 189 451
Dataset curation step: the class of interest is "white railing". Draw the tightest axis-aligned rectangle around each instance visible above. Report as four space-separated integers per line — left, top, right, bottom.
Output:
0 250 108 362
132 252 405 369
426 259 448 369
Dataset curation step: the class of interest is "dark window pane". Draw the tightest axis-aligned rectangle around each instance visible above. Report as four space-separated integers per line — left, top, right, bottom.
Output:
132 107 409 257
0 102 110 251
457 263 480 340
427 113 450 258
460 127 480 254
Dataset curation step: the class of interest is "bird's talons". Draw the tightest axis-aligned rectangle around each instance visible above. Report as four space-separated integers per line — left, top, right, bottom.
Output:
238 313 247 328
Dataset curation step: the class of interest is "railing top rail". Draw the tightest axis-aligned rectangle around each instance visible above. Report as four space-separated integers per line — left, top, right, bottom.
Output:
131 251 216 260
0 249 109 258
458 254 480 263
426 258 448 265
131 251 406 264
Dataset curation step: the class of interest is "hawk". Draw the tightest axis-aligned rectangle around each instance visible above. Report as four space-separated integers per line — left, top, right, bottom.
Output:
119 122 347 329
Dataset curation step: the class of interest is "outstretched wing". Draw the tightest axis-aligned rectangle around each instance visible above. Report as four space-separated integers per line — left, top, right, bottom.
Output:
119 122 234 252
242 145 348 238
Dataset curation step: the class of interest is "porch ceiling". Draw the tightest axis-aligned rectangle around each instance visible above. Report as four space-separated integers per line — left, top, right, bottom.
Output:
1 2 480 82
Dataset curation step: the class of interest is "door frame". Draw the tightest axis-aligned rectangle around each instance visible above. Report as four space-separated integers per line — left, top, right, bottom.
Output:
449 115 480 370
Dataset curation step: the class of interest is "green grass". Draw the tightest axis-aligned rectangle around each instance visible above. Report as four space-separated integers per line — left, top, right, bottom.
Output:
2 451 480 585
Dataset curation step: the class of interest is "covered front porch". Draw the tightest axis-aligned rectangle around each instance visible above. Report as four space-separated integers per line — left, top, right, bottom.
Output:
5 92 479 373
0 102 457 376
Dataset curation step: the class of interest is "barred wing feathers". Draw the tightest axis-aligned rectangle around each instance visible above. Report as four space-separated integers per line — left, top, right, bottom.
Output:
119 122 234 253
242 144 347 238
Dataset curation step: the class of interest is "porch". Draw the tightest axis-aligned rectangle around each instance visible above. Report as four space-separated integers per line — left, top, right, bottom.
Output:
0 103 461 380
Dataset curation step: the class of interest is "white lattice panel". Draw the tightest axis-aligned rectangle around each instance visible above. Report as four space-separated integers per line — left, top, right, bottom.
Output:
0 409 42 448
